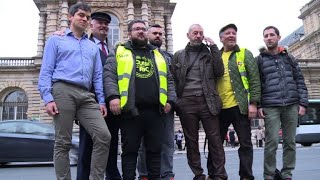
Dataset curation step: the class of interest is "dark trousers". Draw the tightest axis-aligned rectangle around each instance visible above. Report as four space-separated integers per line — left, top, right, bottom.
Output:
207 106 254 180
176 96 227 180
121 107 165 180
77 114 121 180
258 139 263 147
176 140 182 150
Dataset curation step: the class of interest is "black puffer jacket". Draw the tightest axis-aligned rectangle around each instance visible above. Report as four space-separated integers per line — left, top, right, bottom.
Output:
257 47 308 107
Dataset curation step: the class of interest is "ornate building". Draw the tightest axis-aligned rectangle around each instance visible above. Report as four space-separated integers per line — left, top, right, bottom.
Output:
287 0 320 99
0 0 176 123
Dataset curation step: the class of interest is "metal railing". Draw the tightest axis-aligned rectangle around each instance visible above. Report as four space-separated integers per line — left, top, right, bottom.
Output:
298 59 320 68
0 58 35 66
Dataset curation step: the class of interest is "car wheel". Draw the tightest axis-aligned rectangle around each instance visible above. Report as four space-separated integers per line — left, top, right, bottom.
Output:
69 148 78 166
0 162 8 166
301 143 312 147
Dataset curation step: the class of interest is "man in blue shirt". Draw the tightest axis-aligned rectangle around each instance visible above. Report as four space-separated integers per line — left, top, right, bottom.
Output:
38 3 111 180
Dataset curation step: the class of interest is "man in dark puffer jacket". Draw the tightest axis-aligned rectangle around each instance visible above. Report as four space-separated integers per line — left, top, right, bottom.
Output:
257 26 308 180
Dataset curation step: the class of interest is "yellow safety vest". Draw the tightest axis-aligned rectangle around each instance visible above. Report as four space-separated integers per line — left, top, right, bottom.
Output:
236 48 250 102
116 45 168 108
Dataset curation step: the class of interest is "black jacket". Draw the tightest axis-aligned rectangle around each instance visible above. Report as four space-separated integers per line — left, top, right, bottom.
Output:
257 48 308 107
103 41 177 115
171 43 224 115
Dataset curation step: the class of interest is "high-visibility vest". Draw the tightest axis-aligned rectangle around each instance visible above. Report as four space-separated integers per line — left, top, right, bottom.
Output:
116 45 168 108
236 48 250 102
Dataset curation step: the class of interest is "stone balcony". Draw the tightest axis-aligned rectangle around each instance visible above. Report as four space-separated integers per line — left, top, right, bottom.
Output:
0 58 34 66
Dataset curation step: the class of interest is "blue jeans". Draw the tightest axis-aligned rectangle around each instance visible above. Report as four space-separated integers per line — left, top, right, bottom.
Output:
137 111 175 180
77 115 122 180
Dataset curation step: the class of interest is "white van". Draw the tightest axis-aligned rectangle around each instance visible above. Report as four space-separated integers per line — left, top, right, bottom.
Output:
296 99 320 146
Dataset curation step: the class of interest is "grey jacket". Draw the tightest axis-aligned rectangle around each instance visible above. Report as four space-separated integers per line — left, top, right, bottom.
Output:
103 41 177 116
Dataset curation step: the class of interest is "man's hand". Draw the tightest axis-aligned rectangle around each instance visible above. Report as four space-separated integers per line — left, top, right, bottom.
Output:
163 103 172 114
248 103 258 119
100 104 107 117
45 101 59 116
258 108 265 118
52 30 64 36
109 99 121 115
298 105 306 116
204 37 215 45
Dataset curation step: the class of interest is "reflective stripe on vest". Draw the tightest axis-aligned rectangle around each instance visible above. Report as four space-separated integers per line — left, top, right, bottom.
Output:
236 48 250 101
116 45 168 108
153 50 168 106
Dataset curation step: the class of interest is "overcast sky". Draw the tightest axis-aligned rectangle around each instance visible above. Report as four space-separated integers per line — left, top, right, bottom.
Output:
171 0 310 56
0 0 310 57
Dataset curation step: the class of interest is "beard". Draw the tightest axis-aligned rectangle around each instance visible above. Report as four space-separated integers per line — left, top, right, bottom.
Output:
149 39 162 48
266 41 278 50
189 39 202 46
131 37 148 47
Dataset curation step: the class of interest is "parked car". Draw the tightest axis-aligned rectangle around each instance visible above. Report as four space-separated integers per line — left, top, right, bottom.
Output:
278 128 283 143
0 120 79 166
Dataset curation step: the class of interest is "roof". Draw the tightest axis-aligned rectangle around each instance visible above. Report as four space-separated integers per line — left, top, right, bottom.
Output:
279 26 304 47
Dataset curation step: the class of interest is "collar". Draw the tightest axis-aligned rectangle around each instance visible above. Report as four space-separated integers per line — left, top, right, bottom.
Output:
92 36 106 45
220 44 240 53
65 28 88 39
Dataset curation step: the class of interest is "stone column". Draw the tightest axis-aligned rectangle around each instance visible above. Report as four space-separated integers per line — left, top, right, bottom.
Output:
127 0 134 22
45 3 59 39
141 1 149 27
37 7 47 57
165 15 173 53
60 0 68 31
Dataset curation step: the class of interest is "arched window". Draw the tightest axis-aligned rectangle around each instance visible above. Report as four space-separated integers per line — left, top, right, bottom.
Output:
108 14 120 46
0 90 28 121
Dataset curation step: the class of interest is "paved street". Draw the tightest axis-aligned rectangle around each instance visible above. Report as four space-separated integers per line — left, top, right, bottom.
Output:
0 144 319 180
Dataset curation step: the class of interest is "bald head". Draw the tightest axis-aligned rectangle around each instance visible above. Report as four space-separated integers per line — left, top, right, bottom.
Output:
187 24 204 46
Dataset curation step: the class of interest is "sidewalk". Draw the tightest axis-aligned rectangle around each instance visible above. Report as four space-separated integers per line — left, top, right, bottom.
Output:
173 144 283 154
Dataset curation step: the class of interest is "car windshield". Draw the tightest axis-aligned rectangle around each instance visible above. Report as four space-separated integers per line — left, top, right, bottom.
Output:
299 103 320 125
0 121 54 135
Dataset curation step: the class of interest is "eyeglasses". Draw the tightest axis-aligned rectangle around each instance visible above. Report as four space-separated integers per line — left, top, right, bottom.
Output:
152 32 163 36
131 27 147 32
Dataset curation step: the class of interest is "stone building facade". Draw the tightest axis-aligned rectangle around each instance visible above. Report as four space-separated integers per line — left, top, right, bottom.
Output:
287 0 320 99
0 0 175 123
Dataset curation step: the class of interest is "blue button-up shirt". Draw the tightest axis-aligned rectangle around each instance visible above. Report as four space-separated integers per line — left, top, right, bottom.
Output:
38 28 105 105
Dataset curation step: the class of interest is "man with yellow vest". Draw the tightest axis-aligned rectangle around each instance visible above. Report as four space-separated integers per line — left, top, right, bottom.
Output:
207 24 261 180
103 20 176 180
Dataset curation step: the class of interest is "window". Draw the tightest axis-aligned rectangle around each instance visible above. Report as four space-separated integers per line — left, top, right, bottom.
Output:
299 104 320 125
251 118 260 128
108 14 120 46
22 122 54 135
0 122 20 133
0 90 28 121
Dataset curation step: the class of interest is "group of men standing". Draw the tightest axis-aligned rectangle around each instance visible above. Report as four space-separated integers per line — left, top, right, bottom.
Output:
38 2 308 180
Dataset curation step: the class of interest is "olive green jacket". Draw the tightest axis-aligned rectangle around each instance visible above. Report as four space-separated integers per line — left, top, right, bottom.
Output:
220 45 261 115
